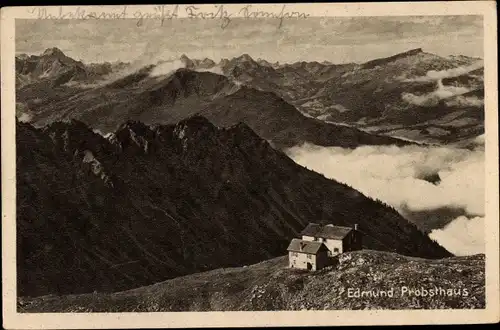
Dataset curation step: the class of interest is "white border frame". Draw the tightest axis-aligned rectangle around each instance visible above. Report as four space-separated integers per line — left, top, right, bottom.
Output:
2 2 499 328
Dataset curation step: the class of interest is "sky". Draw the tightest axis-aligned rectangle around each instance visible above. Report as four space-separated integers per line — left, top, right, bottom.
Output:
16 15 483 65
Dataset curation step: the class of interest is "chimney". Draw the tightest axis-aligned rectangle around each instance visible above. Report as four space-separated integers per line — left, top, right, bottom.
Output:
353 224 358 231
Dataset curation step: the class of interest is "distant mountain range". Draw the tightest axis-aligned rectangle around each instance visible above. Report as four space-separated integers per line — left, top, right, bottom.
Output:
17 117 450 297
16 47 483 147
15 49 408 149
216 48 484 145
16 47 128 87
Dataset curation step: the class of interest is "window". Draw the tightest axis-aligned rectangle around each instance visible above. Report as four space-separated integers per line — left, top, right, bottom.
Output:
334 248 339 253
292 252 298 257
307 254 312 259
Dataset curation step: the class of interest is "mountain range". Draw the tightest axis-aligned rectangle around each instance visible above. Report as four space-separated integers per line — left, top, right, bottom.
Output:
17 117 450 297
216 48 484 145
16 47 484 147
16 48 408 150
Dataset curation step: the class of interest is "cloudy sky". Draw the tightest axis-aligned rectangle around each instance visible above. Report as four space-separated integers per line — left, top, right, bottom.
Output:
16 15 483 64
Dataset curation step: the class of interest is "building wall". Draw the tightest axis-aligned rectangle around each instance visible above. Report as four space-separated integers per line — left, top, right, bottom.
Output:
315 251 331 269
289 251 317 270
343 234 352 252
323 238 343 256
343 231 363 252
354 230 363 250
302 235 329 244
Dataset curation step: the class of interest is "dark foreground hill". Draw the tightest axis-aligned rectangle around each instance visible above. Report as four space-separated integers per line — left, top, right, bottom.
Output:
18 250 484 312
17 117 449 297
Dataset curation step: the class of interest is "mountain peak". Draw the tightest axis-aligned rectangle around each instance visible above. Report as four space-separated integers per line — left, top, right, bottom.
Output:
170 116 218 151
227 121 265 145
177 115 215 130
42 47 66 58
180 54 195 68
118 120 151 132
115 121 155 152
361 48 426 69
197 58 216 68
16 53 29 60
238 54 254 62
45 118 92 134
401 48 423 56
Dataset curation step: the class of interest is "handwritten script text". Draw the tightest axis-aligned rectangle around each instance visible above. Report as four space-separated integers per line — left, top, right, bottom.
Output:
27 5 310 29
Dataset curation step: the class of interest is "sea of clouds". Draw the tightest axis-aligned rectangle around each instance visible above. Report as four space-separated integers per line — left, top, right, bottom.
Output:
286 142 484 256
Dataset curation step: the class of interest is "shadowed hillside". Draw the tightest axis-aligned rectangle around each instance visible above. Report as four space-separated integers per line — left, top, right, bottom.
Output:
17 117 449 297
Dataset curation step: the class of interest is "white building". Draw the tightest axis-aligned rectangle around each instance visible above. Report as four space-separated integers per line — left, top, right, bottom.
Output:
287 223 362 271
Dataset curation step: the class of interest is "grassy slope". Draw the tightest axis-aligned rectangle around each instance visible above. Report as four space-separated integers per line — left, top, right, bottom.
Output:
19 250 485 312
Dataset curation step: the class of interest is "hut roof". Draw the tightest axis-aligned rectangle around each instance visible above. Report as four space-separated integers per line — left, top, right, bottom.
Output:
287 238 328 254
300 223 353 240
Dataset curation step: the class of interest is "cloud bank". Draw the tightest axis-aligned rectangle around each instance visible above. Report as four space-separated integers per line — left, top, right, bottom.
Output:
16 103 33 123
400 61 484 108
429 216 484 256
17 113 33 123
411 61 483 82
402 79 471 107
149 59 187 77
196 65 224 75
286 143 484 255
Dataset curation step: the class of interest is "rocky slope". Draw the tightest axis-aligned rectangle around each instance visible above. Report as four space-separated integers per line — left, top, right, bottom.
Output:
17 117 449 297
18 250 484 312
